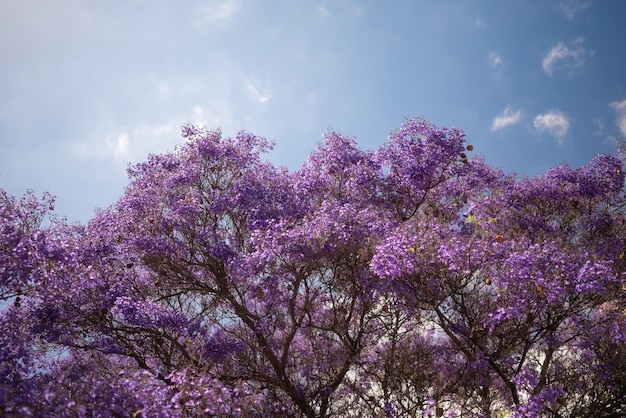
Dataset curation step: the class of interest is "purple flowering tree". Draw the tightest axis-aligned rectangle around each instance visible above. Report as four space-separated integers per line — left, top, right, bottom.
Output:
1 119 624 417
371 131 626 416
1 189 57 413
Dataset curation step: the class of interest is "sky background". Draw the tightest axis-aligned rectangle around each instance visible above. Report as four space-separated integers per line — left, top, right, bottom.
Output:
1 0 626 223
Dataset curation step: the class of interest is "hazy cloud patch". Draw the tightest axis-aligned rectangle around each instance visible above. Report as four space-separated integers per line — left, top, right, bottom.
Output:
610 99 626 137
68 102 238 163
244 78 272 104
108 133 130 160
488 52 502 68
316 4 332 18
69 123 178 162
559 0 590 20
473 15 485 29
315 2 363 19
487 52 505 80
194 0 239 28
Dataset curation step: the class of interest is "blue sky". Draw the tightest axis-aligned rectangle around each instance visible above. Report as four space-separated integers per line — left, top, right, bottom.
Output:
1 0 625 223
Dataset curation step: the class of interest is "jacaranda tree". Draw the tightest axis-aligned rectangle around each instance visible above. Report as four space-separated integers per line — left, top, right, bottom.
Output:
1 118 624 417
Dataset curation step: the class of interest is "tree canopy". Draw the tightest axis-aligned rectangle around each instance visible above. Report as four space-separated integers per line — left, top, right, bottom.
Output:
1 119 625 417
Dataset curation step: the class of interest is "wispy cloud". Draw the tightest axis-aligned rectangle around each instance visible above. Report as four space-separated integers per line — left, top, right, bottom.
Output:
610 99 626 137
70 123 178 162
492 107 522 131
542 39 589 76
473 15 485 29
108 133 130 160
533 110 570 141
194 0 239 27
487 52 505 80
316 2 363 19
68 101 238 163
559 0 590 20
488 52 502 68
244 78 271 104
317 4 332 18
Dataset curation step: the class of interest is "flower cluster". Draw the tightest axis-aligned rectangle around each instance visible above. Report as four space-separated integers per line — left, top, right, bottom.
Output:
1 119 624 417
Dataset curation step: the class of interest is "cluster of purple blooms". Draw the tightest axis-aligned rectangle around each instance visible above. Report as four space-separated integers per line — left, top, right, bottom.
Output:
1 118 625 417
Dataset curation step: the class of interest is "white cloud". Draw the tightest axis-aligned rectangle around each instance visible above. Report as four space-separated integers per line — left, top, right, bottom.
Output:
192 104 234 129
559 0 590 20
610 99 626 137
67 100 240 163
542 39 588 76
107 133 130 160
194 0 239 27
70 123 178 162
244 78 271 104
492 107 522 131
533 110 570 141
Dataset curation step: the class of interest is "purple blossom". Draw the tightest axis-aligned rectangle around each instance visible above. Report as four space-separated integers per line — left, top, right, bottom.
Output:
1 119 625 416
